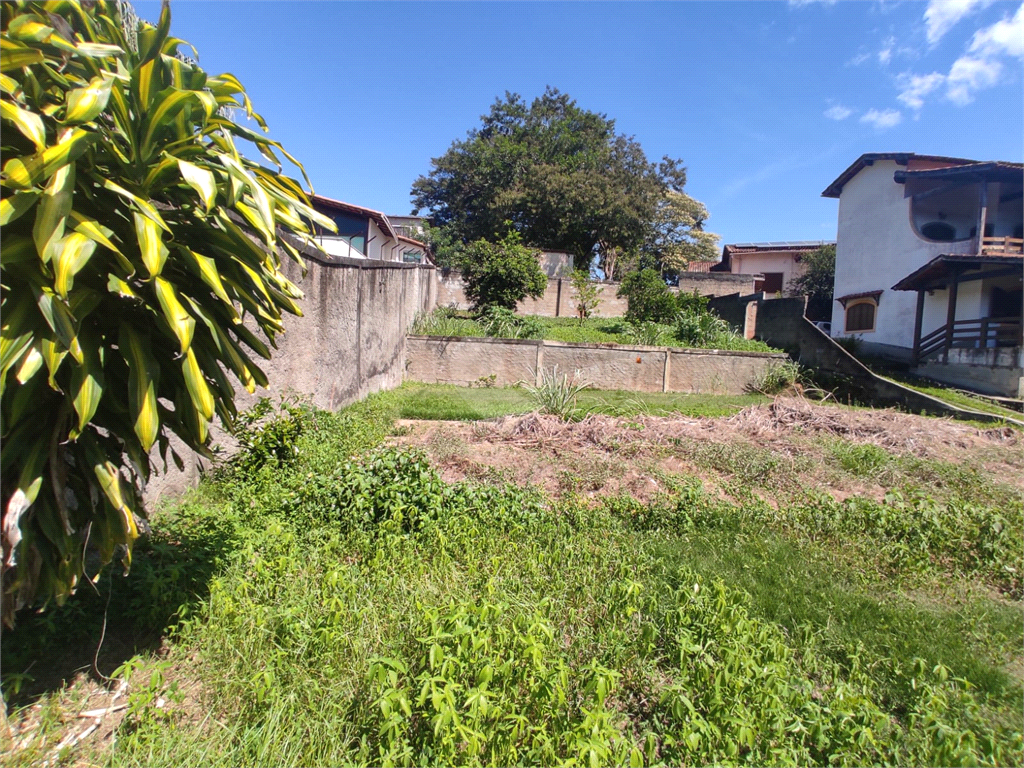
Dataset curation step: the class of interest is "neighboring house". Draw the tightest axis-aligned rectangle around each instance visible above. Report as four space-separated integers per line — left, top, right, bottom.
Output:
822 152 1022 396
311 196 431 264
710 241 833 297
389 214 426 239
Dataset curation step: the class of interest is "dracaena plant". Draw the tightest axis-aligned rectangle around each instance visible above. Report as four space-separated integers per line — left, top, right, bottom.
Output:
0 0 334 624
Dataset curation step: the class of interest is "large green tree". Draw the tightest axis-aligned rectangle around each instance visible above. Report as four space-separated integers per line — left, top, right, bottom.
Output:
0 0 333 622
411 88 703 277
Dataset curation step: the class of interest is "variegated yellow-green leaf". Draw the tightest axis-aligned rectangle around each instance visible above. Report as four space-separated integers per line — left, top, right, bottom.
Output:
106 274 138 299
33 163 74 259
40 336 67 390
140 88 199 156
92 459 130 517
0 99 46 150
121 326 160 451
0 190 40 226
15 345 43 384
104 179 170 231
53 233 97 297
177 158 216 211
69 211 134 274
133 211 168 277
63 75 113 124
6 16 54 44
182 346 214 420
71 355 104 434
33 286 83 363
2 127 93 189
181 248 235 315
0 46 44 72
153 276 195 353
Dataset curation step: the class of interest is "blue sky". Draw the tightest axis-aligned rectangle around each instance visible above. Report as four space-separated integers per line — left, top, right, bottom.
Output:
137 0 1023 250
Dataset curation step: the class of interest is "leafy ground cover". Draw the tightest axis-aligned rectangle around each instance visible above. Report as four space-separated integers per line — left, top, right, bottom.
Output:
2 389 1021 767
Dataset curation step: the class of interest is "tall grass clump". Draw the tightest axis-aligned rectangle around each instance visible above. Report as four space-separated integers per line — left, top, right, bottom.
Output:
411 308 485 337
521 366 591 420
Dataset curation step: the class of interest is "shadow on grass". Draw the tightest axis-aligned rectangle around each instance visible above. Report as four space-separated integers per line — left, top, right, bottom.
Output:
0 489 237 709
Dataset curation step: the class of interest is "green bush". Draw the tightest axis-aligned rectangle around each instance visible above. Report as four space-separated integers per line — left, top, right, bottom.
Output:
459 230 547 310
617 268 678 323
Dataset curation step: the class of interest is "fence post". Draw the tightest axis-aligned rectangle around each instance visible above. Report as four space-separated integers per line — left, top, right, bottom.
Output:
536 340 544 386
662 349 671 392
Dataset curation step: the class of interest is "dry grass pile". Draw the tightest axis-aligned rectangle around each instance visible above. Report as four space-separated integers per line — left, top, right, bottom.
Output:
475 396 1018 459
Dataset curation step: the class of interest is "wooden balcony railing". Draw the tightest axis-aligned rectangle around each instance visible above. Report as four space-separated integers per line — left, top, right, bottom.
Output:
980 236 1024 255
916 316 1023 362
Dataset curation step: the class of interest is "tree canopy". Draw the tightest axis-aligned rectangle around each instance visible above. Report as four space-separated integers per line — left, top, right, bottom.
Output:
411 88 712 278
786 243 836 321
0 0 332 622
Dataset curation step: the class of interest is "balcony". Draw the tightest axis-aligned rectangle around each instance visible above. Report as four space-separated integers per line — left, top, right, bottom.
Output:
980 236 1024 256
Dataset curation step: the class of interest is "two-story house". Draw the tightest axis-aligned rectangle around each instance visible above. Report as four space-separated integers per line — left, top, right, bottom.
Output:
822 152 1022 396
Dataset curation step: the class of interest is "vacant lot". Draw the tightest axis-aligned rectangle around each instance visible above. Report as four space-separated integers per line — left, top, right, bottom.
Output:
3 385 1021 767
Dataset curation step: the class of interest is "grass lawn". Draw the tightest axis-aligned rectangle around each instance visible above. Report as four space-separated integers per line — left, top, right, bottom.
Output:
384 382 770 421
2 388 1020 767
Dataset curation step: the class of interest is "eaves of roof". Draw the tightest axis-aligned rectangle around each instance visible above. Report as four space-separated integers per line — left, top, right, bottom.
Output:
311 194 398 241
821 153 978 199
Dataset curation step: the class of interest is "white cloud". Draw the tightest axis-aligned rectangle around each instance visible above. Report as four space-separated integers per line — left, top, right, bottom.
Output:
846 51 872 66
945 55 1003 103
824 104 853 120
788 0 838 6
924 0 991 44
968 3 1024 58
860 108 903 129
879 36 895 63
896 72 946 109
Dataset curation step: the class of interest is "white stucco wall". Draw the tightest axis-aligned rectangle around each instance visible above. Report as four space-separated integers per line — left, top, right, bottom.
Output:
318 236 365 260
830 160 976 349
731 252 806 296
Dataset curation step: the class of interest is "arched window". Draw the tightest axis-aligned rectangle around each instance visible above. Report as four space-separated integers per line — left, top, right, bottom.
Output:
845 300 876 333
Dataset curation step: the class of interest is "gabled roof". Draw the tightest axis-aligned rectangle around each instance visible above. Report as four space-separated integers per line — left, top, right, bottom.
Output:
821 153 977 198
311 194 398 240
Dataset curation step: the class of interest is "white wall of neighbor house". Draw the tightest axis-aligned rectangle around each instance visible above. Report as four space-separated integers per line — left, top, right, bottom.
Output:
365 219 391 261
830 160 975 350
730 252 806 296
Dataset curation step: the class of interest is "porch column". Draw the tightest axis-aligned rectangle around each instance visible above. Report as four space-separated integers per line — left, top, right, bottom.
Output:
977 180 988 253
943 267 961 363
912 289 926 365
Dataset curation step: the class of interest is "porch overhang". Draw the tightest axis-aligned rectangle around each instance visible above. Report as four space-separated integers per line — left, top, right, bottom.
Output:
891 254 1024 292
894 161 1024 199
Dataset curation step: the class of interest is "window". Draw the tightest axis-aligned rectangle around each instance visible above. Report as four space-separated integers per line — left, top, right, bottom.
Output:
315 212 368 255
845 300 876 332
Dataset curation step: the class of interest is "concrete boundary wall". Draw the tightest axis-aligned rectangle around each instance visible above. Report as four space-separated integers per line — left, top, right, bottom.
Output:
437 271 757 317
405 336 788 395
145 254 437 503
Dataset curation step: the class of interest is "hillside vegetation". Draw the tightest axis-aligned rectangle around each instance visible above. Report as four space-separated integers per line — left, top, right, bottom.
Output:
2 387 1021 767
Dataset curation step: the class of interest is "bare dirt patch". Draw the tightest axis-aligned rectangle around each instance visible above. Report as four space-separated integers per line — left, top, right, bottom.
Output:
391 397 1023 503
